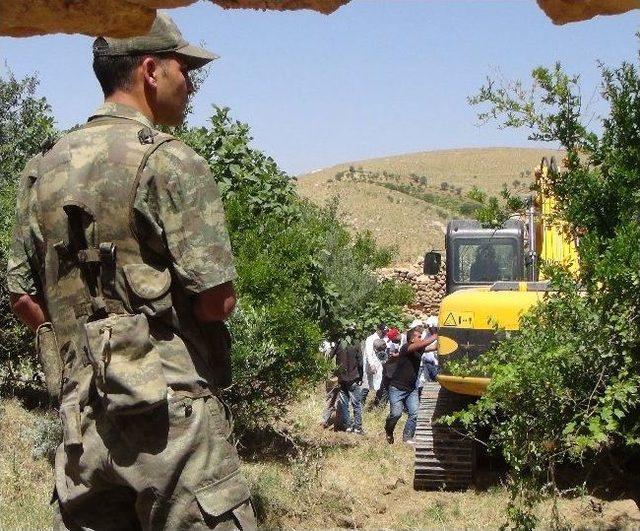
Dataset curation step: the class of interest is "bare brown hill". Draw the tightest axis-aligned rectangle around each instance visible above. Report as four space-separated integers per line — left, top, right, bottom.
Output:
297 147 563 264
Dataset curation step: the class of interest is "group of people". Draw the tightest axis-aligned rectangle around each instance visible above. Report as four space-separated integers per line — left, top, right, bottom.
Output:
322 317 439 444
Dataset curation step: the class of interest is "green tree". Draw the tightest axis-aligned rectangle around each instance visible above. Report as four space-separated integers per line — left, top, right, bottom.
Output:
174 107 412 430
0 70 56 396
447 38 640 527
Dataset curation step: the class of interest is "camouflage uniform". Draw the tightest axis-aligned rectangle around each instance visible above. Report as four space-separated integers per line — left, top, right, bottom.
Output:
8 99 256 529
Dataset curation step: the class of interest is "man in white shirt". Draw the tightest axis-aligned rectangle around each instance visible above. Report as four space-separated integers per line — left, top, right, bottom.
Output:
361 323 389 407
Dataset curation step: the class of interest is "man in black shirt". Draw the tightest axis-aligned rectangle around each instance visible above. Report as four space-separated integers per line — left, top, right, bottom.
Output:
333 334 365 434
385 327 437 444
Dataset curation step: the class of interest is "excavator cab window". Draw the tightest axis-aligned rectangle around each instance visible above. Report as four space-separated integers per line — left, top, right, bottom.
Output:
453 238 520 284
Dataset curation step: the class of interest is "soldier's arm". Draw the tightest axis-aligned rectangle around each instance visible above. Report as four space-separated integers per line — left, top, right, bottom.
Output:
9 293 47 332
138 143 238 312
7 156 46 332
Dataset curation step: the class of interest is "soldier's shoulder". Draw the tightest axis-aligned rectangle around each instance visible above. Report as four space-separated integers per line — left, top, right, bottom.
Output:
16 152 44 187
150 137 209 174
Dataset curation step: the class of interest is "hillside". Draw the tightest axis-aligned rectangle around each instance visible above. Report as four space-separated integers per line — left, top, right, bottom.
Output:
297 147 563 264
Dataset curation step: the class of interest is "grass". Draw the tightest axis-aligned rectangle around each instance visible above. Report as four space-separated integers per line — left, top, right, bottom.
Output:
297 147 560 264
0 398 55 529
3 391 639 529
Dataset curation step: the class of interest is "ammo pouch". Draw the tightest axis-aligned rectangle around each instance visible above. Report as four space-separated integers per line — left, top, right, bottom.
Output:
79 262 172 415
122 263 173 318
200 321 233 390
35 322 62 403
84 313 167 415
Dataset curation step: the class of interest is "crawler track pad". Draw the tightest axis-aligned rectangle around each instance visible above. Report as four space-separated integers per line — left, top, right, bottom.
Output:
413 382 474 490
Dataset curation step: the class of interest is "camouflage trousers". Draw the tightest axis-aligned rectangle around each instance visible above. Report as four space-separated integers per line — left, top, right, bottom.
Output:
53 393 256 530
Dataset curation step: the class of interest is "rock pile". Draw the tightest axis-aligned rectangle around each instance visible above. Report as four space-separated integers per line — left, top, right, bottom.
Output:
2 1 637 38
0 0 348 38
378 259 446 319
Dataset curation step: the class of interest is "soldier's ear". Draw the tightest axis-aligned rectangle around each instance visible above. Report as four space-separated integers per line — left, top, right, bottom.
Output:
141 56 160 89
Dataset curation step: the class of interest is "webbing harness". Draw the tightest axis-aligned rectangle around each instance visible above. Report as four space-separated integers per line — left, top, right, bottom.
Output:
51 119 174 322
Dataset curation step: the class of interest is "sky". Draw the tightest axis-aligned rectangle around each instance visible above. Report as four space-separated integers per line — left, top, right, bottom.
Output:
0 1 638 175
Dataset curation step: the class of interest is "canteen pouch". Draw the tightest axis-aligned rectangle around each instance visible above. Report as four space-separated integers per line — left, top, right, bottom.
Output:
122 263 172 318
201 321 233 389
84 313 167 415
35 322 62 403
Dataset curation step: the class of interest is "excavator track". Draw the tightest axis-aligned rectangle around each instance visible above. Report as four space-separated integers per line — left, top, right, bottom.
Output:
413 382 474 490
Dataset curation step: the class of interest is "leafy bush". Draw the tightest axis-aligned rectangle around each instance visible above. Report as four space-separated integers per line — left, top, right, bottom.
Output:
0 71 55 396
466 185 487 204
447 37 640 527
178 107 411 430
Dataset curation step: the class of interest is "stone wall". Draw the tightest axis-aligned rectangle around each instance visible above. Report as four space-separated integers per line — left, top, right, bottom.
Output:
378 260 446 320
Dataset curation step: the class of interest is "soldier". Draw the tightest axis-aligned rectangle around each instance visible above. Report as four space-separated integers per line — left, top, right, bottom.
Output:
7 12 257 530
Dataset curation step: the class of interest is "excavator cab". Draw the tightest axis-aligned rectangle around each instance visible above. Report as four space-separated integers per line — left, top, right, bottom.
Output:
424 219 526 294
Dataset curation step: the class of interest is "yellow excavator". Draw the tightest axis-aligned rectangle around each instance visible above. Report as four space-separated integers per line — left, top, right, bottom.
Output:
413 157 578 490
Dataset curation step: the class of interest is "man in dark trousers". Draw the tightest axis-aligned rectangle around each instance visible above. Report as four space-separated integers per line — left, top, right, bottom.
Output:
385 326 437 444
333 327 364 434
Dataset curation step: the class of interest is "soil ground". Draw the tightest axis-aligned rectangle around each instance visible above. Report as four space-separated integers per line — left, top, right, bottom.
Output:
4 393 639 529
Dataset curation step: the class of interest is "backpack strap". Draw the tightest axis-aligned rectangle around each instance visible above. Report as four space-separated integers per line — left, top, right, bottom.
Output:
128 136 175 242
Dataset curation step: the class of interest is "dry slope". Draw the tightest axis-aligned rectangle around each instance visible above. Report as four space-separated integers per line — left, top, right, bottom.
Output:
297 147 561 264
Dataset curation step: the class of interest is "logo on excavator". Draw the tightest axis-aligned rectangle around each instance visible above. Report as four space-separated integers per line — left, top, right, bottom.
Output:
443 311 474 328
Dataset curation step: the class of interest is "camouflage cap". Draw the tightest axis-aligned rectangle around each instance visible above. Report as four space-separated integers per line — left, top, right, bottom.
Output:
93 12 218 70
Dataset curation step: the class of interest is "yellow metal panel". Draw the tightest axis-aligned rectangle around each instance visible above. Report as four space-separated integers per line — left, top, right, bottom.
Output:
438 287 544 331
537 158 579 276
438 374 489 397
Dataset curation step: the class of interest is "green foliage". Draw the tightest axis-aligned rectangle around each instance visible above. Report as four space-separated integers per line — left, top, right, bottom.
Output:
0 70 56 394
448 37 640 526
179 106 300 228
225 303 325 432
466 185 487 204
379 181 485 217
175 107 411 429
473 186 526 228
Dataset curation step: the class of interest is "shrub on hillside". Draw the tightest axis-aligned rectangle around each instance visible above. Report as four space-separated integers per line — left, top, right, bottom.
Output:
466 185 486 203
